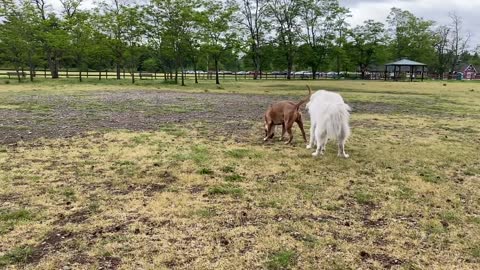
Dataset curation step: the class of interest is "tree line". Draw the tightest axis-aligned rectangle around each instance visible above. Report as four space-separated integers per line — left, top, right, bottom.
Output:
1 0 479 84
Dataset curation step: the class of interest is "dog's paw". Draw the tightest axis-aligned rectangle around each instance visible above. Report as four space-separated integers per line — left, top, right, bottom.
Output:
312 152 319 157
306 144 312 149
338 153 349 158
263 137 268 141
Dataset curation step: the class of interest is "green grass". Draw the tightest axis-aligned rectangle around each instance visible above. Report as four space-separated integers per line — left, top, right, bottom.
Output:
224 173 244 182
197 167 214 175
353 190 375 205
266 250 297 270
207 184 244 197
0 209 34 235
0 246 34 266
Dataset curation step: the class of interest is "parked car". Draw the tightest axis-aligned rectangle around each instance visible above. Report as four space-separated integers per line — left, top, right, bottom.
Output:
294 71 313 78
236 71 248 75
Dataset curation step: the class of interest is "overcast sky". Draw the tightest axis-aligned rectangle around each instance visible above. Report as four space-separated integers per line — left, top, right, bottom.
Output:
340 0 480 49
50 0 479 50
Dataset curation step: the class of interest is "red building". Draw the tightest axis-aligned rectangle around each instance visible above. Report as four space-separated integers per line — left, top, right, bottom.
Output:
461 64 477 80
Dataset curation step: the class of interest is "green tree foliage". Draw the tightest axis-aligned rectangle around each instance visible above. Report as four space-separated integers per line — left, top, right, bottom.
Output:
0 1 479 82
199 0 239 85
348 20 388 79
387 7 436 65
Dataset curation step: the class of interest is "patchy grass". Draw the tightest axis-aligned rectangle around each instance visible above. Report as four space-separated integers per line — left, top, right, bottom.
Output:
266 250 297 270
0 80 479 269
207 184 244 197
0 246 34 266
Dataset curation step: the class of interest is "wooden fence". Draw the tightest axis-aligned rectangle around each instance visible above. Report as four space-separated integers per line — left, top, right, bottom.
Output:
0 69 362 81
1 69 479 81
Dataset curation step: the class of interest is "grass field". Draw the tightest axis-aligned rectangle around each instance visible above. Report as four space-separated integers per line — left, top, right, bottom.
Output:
0 78 479 269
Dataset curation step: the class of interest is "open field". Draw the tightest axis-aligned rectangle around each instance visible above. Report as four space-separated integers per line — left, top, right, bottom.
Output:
0 79 479 269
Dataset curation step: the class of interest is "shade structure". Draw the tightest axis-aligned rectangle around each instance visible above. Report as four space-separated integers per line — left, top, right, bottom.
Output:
384 58 427 82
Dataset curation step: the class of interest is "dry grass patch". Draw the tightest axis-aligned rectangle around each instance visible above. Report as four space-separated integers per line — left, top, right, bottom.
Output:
0 80 479 269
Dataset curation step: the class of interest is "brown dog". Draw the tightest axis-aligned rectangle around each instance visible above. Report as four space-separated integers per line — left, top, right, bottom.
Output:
263 86 311 144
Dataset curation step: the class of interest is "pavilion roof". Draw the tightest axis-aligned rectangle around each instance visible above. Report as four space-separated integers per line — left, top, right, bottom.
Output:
385 59 427 66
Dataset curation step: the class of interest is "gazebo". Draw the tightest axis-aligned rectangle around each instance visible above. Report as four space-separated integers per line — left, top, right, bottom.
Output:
384 58 427 82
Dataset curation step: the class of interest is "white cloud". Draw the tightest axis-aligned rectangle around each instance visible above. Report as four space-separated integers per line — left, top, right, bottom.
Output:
340 0 480 49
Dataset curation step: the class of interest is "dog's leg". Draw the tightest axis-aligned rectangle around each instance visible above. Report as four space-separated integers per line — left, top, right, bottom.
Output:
306 122 315 149
321 138 328 155
264 123 275 141
285 121 294 144
280 123 286 141
337 133 349 158
296 119 307 143
312 131 326 157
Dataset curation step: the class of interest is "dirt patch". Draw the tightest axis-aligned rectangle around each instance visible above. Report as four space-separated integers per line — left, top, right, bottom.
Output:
360 250 404 268
144 183 167 197
0 193 20 204
161 171 178 184
53 209 91 226
0 90 398 144
27 230 75 265
98 256 121 270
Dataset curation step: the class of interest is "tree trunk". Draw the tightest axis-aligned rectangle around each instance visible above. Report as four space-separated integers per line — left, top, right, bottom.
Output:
287 62 292 80
311 67 316 80
252 46 259 80
15 67 21 83
48 53 60 79
215 57 220 85
28 53 34 82
181 66 185 86
131 72 135 84
193 60 198 84
79 70 82 82
116 63 121 79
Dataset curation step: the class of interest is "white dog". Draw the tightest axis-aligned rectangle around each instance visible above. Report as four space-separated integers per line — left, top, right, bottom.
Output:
306 90 351 158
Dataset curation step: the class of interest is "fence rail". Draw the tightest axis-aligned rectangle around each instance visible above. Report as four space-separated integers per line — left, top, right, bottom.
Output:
1 69 479 81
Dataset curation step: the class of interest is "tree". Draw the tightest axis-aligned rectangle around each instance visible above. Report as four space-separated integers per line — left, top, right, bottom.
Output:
267 0 301 79
386 7 436 65
96 0 130 80
200 0 238 85
31 0 70 79
148 0 202 86
349 20 387 79
120 5 146 84
448 12 470 73
298 0 349 79
63 1 96 81
0 0 43 82
237 0 268 79
432 25 450 76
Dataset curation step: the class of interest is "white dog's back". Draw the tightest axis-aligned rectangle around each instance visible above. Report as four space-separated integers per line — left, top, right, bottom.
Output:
306 90 345 110
307 90 351 158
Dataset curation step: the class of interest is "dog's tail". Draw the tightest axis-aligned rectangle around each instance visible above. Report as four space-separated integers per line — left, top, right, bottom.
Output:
295 85 312 111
